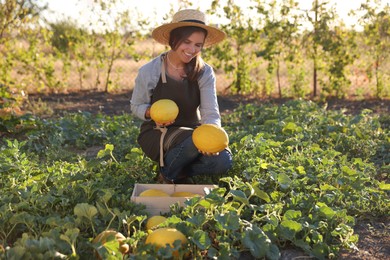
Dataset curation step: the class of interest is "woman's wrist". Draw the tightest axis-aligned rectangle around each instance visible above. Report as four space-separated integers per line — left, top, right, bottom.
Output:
145 106 151 119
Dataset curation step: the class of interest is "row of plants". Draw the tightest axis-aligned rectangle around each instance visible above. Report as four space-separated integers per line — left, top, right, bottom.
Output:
0 100 389 259
1 0 390 103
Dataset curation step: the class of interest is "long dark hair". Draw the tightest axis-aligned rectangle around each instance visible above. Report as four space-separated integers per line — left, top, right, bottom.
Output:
169 26 207 82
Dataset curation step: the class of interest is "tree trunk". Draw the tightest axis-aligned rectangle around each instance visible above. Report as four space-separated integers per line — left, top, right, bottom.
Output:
313 58 317 97
313 0 319 97
276 60 282 98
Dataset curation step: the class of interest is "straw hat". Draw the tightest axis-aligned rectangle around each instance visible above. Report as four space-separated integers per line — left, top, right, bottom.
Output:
152 9 226 47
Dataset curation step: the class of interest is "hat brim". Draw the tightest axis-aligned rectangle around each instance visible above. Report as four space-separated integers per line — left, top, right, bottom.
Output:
152 22 226 48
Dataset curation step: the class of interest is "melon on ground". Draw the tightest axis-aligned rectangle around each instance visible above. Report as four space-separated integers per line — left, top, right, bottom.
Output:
145 228 187 255
146 216 167 230
92 230 129 258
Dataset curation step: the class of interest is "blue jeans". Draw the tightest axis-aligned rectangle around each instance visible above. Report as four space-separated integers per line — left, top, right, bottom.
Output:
161 136 233 182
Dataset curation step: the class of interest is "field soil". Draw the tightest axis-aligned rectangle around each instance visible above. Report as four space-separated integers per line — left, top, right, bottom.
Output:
26 91 389 260
27 90 390 117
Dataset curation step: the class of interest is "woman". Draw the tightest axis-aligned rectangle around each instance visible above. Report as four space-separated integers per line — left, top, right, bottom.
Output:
130 9 232 183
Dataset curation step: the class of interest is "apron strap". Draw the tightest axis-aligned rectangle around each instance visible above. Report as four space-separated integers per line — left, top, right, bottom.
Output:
155 126 168 167
161 54 167 84
154 53 173 167
156 54 169 167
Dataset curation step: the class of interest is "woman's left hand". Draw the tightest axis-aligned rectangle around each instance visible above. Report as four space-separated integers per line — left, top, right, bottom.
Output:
156 120 175 127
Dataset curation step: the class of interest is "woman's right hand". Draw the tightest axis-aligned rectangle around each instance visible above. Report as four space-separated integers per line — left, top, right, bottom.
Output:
198 150 219 156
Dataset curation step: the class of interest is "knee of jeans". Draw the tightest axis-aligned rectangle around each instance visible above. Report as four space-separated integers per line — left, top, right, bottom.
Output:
216 150 233 174
183 136 200 157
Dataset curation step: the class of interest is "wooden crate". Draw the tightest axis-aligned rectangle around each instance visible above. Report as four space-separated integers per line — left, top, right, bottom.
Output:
131 183 216 215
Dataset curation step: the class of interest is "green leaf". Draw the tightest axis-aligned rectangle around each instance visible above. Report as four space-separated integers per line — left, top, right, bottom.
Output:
10 212 34 226
192 230 211 250
94 233 123 260
187 214 207 227
282 122 302 134
105 143 114 151
102 238 123 258
207 247 218 258
101 189 113 203
294 239 313 252
253 186 271 203
230 190 249 206
320 183 337 191
198 199 212 209
6 246 26 258
184 195 202 207
241 225 270 258
312 242 329 260
60 228 80 244
205 191 225 205
311 230 324 243
266 244 281 260
296 166 306 175
280 220 302 240
277 173 291 189
319 206 336 220
268 215 279 227
74 203 98 220
215 212 240 231
165 215 182 225
97 144 114 159
270 191 283 201
379 182 390 191
283 210 302 220
260 162 269 169
341 165 357 176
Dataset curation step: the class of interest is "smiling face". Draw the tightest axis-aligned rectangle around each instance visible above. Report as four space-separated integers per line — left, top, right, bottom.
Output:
169 26 207 64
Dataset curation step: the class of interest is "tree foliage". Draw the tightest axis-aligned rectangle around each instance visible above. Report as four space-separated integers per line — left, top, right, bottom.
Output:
254 0 301 98
0 0 389 101
356 0 390 98
0 0 45 39
206 0 261 95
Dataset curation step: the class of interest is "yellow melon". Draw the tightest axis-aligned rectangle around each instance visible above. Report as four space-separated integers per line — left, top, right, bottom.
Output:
139 189 170 197
192 124 229 153
92 230 129 258
170 191 199 197
146 216 167 230
145 228 187 254
150 99 179 124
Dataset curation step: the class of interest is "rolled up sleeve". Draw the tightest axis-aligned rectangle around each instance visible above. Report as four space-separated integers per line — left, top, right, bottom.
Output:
130 56 161 121
130 69 152 120
198 64 221 126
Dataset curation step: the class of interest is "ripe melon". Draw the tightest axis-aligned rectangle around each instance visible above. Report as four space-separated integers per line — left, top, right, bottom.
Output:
150 99 179 124
92 230 129 258
146 216 167 230
145 228 187 254
170 191 199 197
139 189 170 197
192 124 229 153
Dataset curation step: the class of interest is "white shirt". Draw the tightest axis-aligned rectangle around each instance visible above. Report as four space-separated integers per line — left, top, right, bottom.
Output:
130 53 221 126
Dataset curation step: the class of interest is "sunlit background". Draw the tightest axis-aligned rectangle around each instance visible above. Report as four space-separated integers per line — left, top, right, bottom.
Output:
2 0 390 98
40 0 387 32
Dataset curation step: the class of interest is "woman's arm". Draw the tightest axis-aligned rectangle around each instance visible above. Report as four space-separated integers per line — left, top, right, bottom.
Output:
198 64 221 126
130 56 162 120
